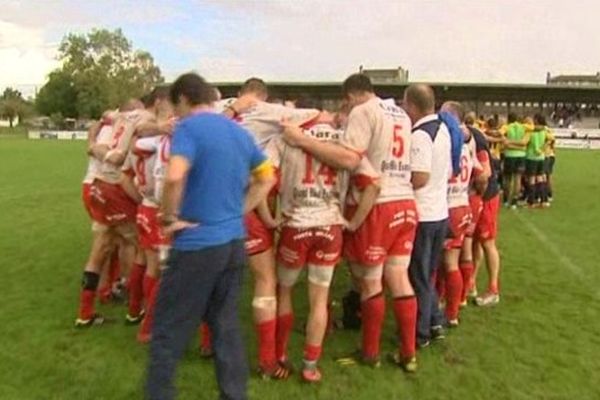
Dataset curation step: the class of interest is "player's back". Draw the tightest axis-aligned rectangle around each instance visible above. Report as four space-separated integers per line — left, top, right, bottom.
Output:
350 97 413 204
215 99 319 149
447 142 475 208
268 124 347 229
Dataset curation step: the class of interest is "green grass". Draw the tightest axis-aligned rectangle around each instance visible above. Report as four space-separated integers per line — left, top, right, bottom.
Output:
1 139 599 400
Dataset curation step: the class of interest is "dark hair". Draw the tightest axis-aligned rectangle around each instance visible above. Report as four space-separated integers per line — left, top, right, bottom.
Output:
507 112 518 123
342 74 373 97
534 114 546 126
487 117 498 129
240 77 268 97
142 85 171 108
294 95 322 110
170 73 214 106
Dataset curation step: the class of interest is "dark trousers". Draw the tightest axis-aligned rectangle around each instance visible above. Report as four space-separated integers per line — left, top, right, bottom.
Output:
408 220 448 341
145 240 248 400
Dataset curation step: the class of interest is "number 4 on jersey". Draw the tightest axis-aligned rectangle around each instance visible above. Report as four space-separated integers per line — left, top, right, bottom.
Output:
302 154 337 186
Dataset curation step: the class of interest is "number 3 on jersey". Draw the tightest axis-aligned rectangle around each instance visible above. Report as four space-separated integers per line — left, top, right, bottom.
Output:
302 154 337 186
392 124 405 158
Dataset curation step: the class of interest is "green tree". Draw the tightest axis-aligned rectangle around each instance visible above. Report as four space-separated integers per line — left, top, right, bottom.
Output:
0 88 27 128
36 28 164 119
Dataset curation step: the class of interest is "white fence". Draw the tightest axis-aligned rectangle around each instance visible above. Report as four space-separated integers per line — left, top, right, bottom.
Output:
28 130 88 140
28 128 600 150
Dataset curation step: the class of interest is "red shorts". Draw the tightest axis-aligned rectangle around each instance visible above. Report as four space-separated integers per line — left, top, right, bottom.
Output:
244 211 274 256
89 180 138 226
445 206 473 249
466 194 483 237
277 225 343 268
475 194 500 241
344 200 418 267
137 204 168 250
82 183 95 219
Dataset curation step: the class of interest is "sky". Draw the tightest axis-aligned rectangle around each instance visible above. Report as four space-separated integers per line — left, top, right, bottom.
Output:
1 0 599 98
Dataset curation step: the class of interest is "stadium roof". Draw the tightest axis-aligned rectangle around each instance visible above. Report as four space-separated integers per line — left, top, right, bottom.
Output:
214 81 600 103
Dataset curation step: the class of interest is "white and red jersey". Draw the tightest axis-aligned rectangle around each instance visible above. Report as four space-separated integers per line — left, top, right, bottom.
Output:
97 109 153 184
83 123 115 184
153 134 171 203
266 123 348 229
345 158 380 207
342 97 414 204
215 98 319 149
447 142 475 208
448 129 483 208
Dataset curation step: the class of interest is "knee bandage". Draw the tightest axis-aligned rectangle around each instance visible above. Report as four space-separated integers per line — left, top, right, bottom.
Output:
277 265 301 287
307 264 334 287
350 263 383 281
384 256 411 273
252 296 277 311
91 222 108 233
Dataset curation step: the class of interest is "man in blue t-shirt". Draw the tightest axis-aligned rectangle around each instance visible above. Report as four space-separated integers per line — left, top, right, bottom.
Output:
145 73 275 400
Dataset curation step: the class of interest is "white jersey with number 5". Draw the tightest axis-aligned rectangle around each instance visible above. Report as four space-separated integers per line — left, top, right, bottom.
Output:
266 123 348 229
342 97 413 204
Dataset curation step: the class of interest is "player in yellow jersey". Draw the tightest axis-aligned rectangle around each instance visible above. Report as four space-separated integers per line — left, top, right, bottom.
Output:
544 127 556 202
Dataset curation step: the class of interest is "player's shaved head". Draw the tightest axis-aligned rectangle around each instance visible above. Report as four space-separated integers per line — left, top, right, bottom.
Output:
403 84 435 123
441 101 465 122
120 98 144 112
404 84 435 114
240 77 268 101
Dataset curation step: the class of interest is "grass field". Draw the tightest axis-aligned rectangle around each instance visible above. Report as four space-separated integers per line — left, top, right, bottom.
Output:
1 138 599 400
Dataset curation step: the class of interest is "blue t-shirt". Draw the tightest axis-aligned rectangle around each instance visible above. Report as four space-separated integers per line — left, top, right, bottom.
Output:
170 112 267 251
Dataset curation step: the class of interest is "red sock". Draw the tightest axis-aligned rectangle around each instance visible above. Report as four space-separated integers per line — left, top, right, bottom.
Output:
256 319 277 368
435 267 446 301
361 293 385 359
127 263 146 317
392 296 417 359
79 289 96 320
275 313 294 361
200 322 212 350
303 344 322 362
488 281 499 294
445 270 463 321
459 261 474 302
139 276 159 336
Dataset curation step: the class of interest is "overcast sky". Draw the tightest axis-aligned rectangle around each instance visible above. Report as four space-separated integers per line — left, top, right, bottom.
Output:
1 0 599 97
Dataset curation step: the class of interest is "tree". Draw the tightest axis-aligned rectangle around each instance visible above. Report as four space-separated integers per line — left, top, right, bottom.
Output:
36 28 164 119
0 88 27 128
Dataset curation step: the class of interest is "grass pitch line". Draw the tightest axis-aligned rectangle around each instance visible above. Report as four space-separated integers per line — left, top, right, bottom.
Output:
514 211 600 299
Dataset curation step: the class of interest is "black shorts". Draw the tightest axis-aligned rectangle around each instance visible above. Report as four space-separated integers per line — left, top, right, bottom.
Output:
525 159 545 176
544 156 555 175
504 157 525 175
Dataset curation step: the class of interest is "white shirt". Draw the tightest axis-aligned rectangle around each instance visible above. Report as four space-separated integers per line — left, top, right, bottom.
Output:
342 97 414 204
410 114 451 222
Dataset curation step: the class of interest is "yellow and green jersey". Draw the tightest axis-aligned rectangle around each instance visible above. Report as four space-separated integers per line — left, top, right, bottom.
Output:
505 122 527 158
526 128 547 161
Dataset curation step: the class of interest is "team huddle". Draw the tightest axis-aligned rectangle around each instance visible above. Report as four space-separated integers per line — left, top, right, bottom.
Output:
75 72 556 387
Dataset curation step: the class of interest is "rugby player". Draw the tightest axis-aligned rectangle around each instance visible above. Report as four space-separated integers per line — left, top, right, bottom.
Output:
463 115 493 302
438 102 485 326
218 78 321 378
283 74 419 373
503 113 529 209
266 116 354 382
525 114 549 207
544 126 556 202
75 99 154 327
82 112 123 304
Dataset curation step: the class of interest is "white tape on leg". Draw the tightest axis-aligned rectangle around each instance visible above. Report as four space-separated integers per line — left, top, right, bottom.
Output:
252 296 277 311
307 264 334 287
277 264 301 288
